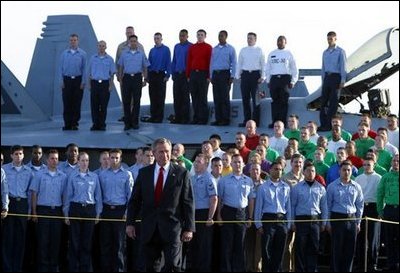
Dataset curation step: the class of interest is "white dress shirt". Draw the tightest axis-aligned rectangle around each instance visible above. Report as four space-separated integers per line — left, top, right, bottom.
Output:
269 135 289 156
236 46 265 79
154 163 170 188
355 172 381 203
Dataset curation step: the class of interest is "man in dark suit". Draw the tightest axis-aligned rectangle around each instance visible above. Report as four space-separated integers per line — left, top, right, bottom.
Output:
126 138 195 272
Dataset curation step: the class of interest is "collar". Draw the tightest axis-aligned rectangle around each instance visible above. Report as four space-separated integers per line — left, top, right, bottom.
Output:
156 162 170 173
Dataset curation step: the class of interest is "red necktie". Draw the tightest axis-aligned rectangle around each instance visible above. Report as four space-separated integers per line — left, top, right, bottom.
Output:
154 167 164 206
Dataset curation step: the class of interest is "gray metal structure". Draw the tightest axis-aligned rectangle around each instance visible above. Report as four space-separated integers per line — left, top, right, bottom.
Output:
1 15 399 151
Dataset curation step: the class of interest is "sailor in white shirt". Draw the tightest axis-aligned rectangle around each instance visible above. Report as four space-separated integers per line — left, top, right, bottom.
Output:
269 120 289 156
265 36 298 128
307 121 320 145
386 114 399 149
354 157 381 270
327 126 346 154
235 32 265 127
209 134 225 159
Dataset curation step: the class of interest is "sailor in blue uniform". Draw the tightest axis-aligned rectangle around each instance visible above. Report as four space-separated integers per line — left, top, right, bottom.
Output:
254 161 291 272
2 145 33 272
190 154 218 272
98 149 133 271
217 154 253 271
30 149 67 272
326 160 364 272
58 143 79 177
291 161 328 272
88 40 116 131
64 152 102 271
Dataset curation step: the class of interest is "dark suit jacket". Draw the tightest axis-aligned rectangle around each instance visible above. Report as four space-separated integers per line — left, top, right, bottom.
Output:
127 163 195 243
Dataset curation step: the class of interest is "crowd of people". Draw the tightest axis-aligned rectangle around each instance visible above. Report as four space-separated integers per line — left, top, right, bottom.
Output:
1 112 399 272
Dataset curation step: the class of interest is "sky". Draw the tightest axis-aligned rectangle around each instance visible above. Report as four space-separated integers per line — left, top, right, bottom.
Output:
1 1 399 114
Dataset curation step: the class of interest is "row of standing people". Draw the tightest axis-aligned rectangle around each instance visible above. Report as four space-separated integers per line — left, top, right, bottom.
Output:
1 144 134 272
2 139 398 272
59 26 345 133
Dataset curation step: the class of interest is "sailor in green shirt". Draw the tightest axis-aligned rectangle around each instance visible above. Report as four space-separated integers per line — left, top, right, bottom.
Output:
307 136 336 166
313 147 330 179
172 143 193 171
355 123 375 158
326 113 352 142
258 134 279 162
373 135 393 171
357 150 387 176
376 154 399 271
284 114 300 141
298 126 317 157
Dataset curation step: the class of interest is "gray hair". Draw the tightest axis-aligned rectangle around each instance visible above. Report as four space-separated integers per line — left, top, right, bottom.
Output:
152 138 172 150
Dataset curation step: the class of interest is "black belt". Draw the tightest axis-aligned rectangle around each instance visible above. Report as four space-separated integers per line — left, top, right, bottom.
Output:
9 196 27 202
124 73 142 77
272 74 290 78
213 69 230 73
37 205 62 210
193 69 207 73
242 70 260 73
325 72 340 76
174 71 185 74
63 75 82 80
150 70 165 74
103 204 126 210
71 202 95 208
296 215 320 221
223 205 246 212
385 204 399 209
91 79 109 83
364 202 377 207
331 212 355 218
263 212 286 220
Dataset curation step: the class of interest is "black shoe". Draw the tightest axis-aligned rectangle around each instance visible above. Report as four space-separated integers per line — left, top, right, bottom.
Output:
143 117 158 123
210 121 220 126
132 124 139 130
189 120 198 125
71 126 79 130
118 116 125 122
99 126 106 131
90 125 99 131
268 123 274 129
369 265 381 272
181 120 190 124
219 121 230 126
124 125 131 131
317 126 330 132
62 126 72 131
238 122 246 127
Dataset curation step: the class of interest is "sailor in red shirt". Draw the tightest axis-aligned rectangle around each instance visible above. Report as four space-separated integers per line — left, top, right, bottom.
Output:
245 120 260 150
186 29 212 125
